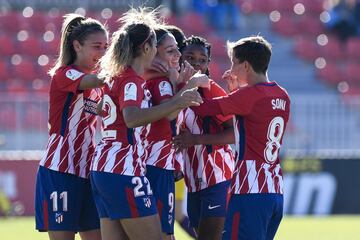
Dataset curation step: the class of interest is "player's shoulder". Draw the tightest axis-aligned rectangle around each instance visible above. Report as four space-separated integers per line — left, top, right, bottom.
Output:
53 65 85 82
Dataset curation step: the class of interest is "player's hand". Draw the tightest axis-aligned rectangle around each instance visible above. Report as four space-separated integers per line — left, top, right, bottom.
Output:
172 128 197 151
223 69 240 92
167 67 180 86
189 71 210 89
149 56 169 73
178 61 196 84
174 87 203 109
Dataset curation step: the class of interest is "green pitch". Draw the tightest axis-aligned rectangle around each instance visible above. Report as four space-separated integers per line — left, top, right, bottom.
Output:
1 216 360 240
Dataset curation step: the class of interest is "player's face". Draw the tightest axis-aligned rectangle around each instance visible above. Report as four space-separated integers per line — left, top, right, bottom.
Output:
157 34 181 71
74 31 108 73
181 44 209 74
230 54 246 83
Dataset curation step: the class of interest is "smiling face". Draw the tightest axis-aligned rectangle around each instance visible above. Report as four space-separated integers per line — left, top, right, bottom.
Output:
156 34 181 71
73 31 108 73
181 44 210 74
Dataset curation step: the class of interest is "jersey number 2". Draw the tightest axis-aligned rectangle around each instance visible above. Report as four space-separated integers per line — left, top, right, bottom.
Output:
264 116 285 164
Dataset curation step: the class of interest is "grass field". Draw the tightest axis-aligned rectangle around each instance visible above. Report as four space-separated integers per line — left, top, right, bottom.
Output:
1 216 360 240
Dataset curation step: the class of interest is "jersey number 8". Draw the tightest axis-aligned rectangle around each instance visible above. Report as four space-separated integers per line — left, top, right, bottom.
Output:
264 116 285 164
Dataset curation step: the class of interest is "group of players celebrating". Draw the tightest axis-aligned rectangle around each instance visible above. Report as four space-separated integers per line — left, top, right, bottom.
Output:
34 6 290 240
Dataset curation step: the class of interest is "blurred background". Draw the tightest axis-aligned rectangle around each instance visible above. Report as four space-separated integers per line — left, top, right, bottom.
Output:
1 0 360 239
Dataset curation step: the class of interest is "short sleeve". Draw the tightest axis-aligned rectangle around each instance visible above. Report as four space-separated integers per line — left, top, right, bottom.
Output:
119 78 144 110
53 67 85 94
151 78 173 105
217 87 256 116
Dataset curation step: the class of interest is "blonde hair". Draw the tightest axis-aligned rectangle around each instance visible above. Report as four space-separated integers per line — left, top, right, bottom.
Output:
48 13 107 76
99 8 158 78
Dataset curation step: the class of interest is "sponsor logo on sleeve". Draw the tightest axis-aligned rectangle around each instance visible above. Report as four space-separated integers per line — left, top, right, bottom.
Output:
159 81 173 96
124 82 137 101
65 69 85 81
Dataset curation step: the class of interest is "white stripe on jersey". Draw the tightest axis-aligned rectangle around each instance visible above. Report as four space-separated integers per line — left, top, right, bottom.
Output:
246 160 259 193
104 143 122 172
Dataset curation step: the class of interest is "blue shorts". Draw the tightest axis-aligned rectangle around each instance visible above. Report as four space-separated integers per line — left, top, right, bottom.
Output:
145 165 175 234
187 180 230 228
35 166 100 232
90 171 157 220
222 194 283 240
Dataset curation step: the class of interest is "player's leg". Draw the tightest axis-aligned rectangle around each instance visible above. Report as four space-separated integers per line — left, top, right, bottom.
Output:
266 194 283 240
98 218 129 240
35 166 94 240
197 180 231 240
145 165 176 240
121 214 162 240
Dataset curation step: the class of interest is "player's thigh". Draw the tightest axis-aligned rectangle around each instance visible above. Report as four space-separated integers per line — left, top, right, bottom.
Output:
48 231 75 240
99 218 129 240
198 216 226 240
120 214 162 240
78 229 101 240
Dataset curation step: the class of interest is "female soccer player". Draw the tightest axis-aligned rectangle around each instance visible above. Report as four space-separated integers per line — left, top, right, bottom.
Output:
173 35 235 240
89 9 203 240
193 36 290 240
35 14 108 240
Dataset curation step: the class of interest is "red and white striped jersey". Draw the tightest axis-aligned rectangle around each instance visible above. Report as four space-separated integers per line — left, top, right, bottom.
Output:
207 82 290 194
91 67 151 176
145 77 179 170
178 80 235 192
40 66 102 178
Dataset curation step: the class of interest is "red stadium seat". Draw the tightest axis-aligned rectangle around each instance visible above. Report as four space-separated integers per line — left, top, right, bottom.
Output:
297 15 324 36
293 36 320 61
209 61 224 82
299 0 325 14
346 38 360 61
319 37 346 60
12 57 39 81
317 62 344 85
18 11 47 33
0 12 20 33
207 34 227 59
271 14 298 37
0 35 16 56
0 60 10 81
17 36 44 57
178 12 211 35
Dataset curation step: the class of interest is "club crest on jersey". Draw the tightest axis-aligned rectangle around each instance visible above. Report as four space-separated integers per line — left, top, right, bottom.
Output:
55 213 64 223
159 81 173 96
65 69 84 81
143 197 152 208
124 82 137 101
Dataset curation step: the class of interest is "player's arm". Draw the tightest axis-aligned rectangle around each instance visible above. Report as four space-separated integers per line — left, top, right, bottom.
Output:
78 74 105 90
122 89 203 128
192 88 253 117
173 119 235 150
